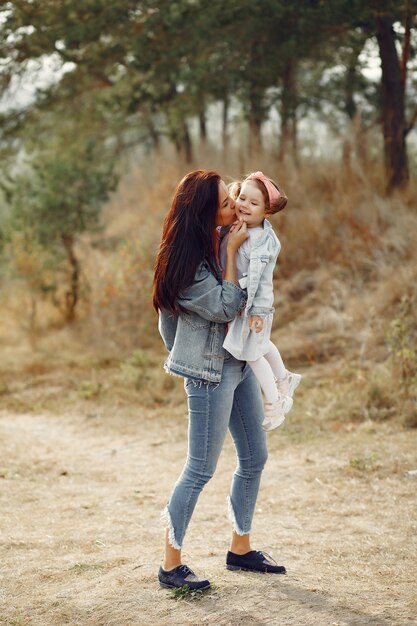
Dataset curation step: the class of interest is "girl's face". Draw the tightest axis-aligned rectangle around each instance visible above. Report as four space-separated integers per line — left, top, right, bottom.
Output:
215 180 236 227
235 180 266 228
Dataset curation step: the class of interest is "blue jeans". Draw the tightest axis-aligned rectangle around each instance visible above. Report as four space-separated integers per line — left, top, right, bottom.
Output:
162 356 268 549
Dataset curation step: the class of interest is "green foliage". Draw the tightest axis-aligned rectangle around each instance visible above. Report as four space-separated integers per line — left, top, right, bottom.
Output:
1 0 416 165
78 380 103 400
349 453 379 471
0 0 416 280
2 119 118 320
120 350 151 390
388 295 417 394
128 350 150 369
5 140 116 246
169 583 206 601
365 382 396 422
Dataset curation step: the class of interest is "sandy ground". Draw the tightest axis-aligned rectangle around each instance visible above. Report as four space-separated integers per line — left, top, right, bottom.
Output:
0 403 416 626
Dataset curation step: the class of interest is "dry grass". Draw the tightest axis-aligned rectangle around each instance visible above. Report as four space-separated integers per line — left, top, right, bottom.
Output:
1 146 417 625
1 146 417 425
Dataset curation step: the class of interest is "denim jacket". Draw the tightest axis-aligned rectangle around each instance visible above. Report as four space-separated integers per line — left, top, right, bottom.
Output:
158 261 247 382
242 219 281 317
219 219 280 318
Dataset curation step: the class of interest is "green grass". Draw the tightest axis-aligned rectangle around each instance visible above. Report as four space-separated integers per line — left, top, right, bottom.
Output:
69 562 105 575
169 583 212 601
349 453 379 471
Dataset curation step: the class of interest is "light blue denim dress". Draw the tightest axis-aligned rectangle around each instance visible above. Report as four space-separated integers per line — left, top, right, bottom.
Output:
221 220 281 361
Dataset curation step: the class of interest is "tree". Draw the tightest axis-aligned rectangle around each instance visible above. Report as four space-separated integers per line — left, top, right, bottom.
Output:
1 0 416 188
4 137 117 321
375 1 415 192
323 0 417 191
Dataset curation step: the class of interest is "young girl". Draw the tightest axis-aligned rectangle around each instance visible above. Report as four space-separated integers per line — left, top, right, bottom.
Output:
220 171 301 431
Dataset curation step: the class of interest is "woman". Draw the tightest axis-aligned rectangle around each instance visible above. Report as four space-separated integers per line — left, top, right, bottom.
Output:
152 170 286 590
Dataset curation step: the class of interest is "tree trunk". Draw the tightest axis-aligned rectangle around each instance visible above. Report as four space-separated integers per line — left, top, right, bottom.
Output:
174 137 181 155
375 14 408 192
354 114 369 171
248 82 263 156
341 34 367 172
146 117 161 152
279 59 298 162
344 63 357 121
248 115 262 156
222 95 229 151
181 120 193 163
198 107 207 144
61 232 79 322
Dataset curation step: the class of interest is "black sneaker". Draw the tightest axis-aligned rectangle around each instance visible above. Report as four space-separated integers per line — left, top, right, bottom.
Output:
158 564 211 590
226 550 286 574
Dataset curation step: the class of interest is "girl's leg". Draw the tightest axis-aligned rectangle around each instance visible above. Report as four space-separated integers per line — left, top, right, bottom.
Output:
227 365 268 541
163 367 239 561
247 356 279 403
264 341 302 399
263 340 286 380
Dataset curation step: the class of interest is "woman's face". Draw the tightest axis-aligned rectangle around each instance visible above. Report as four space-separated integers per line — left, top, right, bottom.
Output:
215 180 236 227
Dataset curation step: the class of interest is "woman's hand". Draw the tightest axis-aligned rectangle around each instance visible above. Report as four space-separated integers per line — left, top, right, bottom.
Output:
228 218 240 232
249 315 264 333
227 219 248 252
224 219 248 285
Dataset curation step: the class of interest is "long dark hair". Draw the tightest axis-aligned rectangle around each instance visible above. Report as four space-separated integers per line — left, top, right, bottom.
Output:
152 170 221 314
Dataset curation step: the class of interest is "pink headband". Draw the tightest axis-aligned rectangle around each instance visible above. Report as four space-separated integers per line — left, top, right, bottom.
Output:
244 171 281 205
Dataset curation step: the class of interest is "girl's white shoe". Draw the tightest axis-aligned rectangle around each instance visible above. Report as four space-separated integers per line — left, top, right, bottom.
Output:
276 370 302 398
262 393 293 432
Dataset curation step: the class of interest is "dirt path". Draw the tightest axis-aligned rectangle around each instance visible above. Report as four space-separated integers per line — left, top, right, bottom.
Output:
0 407 416 626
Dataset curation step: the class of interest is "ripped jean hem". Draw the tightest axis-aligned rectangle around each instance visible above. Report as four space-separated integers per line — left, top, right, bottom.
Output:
161 506 182 550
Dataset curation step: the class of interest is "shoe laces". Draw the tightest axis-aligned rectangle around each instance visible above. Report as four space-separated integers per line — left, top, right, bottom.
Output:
255 550 277 565
178 564 193 576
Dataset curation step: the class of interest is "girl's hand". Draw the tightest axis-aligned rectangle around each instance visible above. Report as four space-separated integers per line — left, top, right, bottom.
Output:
227 219 248 252
249 315 264 333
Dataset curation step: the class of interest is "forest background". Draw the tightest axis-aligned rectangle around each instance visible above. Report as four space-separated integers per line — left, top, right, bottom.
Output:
0 2 417 625
1 0 416 418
